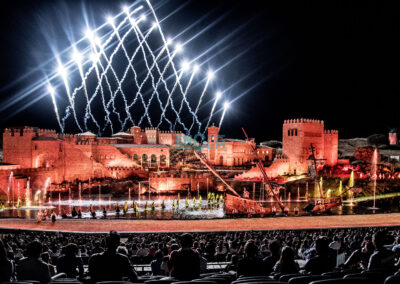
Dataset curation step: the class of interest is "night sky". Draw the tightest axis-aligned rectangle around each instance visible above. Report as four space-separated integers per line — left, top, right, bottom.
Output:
0 0 399 142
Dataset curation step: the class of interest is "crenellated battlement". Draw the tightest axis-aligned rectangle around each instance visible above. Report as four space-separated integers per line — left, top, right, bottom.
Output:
324 130 339 135
284 118 324 125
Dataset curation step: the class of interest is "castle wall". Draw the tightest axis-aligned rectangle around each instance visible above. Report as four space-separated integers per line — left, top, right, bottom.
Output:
324 130 339 166
149 173 213 192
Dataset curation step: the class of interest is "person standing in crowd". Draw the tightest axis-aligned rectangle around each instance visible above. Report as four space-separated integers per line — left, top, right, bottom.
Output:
169 233 200 280
16 240 51 284
89 231 137 282
56 243 84 279
151 250 164 276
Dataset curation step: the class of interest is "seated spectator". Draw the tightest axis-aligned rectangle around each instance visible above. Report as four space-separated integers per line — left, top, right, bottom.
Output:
89 231 137 282
56 243 84 279
304 237 335 275
151 250 164 276
273 246 299 275
368 230 396 271
169 233 200 280
237 240 264 276
225 254 239 272
16 240 51 284
344 237 375 269
263 240 281 275
0 239 13 282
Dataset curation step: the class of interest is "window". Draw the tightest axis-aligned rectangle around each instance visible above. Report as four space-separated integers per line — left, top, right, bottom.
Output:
288 130 291 136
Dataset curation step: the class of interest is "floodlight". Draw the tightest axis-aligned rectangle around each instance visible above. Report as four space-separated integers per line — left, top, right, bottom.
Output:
166 37 173 45
47 85 55 96
181 60 190 71
90 53 100 63
193 64 200 73
224 101 230 110
207 70 215 80
123 5 130 14
85 28 94 41
175 43 183 53
106 16 114 27
140 14 146 21
216 91 222 100
152 22 158 29
57 65 67 78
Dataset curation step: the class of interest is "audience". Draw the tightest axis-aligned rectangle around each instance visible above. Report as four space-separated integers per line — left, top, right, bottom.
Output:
0 226 400 283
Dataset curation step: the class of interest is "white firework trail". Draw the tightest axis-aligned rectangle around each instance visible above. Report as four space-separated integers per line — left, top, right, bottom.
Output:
157 69 187 131
203 92 221 134
188 77 211 133
137 49 177 127
47 84 63 132
173 67 196 130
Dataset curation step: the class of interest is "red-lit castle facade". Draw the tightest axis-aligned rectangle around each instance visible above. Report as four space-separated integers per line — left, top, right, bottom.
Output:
0 119 339 197
236 119 339 180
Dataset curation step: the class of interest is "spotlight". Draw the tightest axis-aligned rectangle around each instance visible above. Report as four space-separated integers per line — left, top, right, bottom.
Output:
175 43 183 53
193 64 200 73
106 16 114 27
181 60 190 71
152 22 158 29
72 48 82 64
207 70 215 80
85 28 94 41
216 91 222 100
166 37 173 45
47 85 55 96
140 14 146 21
90 53 100 63
224 102 230 110
122 5 130 15
57 65 67 79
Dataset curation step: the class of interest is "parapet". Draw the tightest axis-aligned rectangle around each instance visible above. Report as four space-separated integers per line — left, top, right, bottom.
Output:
324 130 339 135
283 118 324 125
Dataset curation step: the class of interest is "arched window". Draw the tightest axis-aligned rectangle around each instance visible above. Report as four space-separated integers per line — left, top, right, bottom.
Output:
151 154 157 163
133 154 138 161
142 154 147 162
160 154 167 166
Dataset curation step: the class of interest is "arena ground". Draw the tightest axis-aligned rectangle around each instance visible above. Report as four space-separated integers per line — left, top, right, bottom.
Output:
0 213 400 233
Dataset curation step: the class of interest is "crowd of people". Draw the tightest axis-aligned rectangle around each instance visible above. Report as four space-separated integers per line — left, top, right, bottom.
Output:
1 226 400 283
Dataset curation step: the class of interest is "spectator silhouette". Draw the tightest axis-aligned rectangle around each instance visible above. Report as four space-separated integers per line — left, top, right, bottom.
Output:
0 239 13 282
368 230 396 270
304 237 335 275
56 243 84 278
263 240 281 275
273 246 299 275
169 233 200 280
16 240 51 284
237 240 264 276
89 231 137 282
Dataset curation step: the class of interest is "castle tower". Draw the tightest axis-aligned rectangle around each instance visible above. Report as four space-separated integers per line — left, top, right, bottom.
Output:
389 129 398 145
145 127 159 144
130 126 143 144
282 119 325 175
3 127 37 168
207 125 219 162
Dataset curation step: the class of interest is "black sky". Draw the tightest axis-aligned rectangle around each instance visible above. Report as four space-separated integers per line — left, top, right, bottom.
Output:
0 0 399 142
